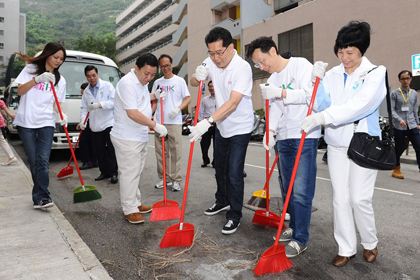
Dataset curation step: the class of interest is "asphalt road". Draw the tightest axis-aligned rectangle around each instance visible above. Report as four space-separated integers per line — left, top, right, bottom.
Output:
10 134 420 280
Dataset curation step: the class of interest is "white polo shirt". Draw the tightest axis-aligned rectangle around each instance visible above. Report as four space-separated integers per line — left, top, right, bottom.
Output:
203 51 254 138
14 64 66 129
110 69 152 142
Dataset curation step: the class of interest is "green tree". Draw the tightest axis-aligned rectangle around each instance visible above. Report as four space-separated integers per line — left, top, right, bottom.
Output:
75 34 118 63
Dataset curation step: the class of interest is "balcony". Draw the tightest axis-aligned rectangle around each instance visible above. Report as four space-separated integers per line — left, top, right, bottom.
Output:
177 61 188 80
173 38 188 68
211 0 239 11
173 0 187 24
172 14 187 46
117 0 152 25
213 17 241 39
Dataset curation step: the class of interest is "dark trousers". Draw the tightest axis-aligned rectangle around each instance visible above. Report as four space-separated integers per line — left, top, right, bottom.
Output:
79 121 97 164
92 127 118 177
394 127 420 169
200 124 216 165
214 128 251 222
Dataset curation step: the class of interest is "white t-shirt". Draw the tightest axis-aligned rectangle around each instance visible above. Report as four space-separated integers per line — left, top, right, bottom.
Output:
110 69 152 142
203 51 254 138
152 75 190 125
14 64 66 128
268 57 321 140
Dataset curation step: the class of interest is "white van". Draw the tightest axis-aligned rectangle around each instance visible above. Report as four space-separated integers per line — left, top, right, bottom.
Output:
3 50 121 149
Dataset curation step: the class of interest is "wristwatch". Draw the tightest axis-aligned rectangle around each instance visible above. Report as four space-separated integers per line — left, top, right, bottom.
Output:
207 116 215 125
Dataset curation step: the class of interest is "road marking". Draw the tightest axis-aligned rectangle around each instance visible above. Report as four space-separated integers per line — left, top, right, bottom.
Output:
374 187 413 196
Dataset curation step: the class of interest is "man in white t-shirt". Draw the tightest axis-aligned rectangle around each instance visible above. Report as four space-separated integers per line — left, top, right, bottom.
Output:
247 37 320 258
110 53 167 224
190 27 254 235
152 54 191 192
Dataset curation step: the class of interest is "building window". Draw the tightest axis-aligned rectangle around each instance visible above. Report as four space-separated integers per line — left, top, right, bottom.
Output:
0 17 4 23
0 3 4 8
278 24 313 63
0 56 3 62
0 30 3 35
0 43 3 49
274 0 303 14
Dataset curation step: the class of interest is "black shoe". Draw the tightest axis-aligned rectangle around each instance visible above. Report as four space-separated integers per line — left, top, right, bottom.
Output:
79 162 94 170
110 175 118 184
95 173 111 181
201 162 208 168
34 198 54 209
93 162 99 168
243 171 247 178
222 220 240 234
204 203 230 216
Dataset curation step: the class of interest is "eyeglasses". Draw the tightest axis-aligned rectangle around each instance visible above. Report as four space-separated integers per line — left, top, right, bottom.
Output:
399 77 412 81
208 47 228 58
254 59 265 69
160 64 172 69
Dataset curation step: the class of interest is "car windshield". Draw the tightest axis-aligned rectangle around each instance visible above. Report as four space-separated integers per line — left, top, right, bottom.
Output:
59 62 120 99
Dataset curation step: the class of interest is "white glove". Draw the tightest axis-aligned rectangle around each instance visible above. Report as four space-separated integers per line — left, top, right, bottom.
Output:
263 131 276 151
311 61 328 83
79 121 86 130
88 103 101 111
168 107 181 119
35 72 55 84
189 119 211 142
154 88 165 100
260 83 283 100
301 112 325 133
60 113 68 127
195 65 209 81
154 123 168 137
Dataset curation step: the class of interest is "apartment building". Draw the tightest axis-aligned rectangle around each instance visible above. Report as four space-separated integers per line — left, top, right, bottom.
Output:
0 0 26 86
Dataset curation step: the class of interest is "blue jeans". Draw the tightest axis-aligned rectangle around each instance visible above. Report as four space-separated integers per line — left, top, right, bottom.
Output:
214 128 251 222
276 138 318 246
17 126 55 204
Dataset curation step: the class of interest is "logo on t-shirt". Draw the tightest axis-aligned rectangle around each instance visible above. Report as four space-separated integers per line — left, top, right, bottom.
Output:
274 77 295 101
160 85 175 92
33 82 57 92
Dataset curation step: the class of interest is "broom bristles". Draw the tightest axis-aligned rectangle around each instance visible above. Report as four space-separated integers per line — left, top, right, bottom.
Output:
253 245 293 276
73 185 102 203
244 195 267 211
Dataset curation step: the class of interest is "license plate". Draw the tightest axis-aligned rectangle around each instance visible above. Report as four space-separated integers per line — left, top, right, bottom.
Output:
72 136 79 143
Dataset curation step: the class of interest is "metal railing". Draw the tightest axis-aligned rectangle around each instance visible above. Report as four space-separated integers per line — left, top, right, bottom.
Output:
121 39 173 67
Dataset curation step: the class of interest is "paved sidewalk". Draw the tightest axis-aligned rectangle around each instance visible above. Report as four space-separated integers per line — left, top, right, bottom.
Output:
0 146 112 280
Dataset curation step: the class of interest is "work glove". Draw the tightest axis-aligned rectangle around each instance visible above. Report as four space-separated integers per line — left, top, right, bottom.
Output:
260 83 283 100
88 103 101 111
263 130 276 152
189 119 211 142
168 107 181 119
301 112 325 133
60 113 68 128
311 61 328 83
154 88 165 100
35 72 55 84
154 123 168 137
78 121 86 130
195 65 209 81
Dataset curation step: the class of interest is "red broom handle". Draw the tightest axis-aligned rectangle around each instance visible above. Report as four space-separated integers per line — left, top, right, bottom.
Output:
160 97 168 204
262 153 279 191
64 112 90 167
179 79 204 228
50 82 86 188
265 99 270 213
273 77 320 246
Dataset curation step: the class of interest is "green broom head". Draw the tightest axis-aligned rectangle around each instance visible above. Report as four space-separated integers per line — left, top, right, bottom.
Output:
73 185 102 203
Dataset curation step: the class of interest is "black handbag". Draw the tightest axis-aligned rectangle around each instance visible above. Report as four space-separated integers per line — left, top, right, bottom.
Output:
347 69 397 170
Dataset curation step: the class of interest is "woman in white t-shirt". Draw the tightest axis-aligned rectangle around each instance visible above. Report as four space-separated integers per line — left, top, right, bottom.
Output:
14 42 67 209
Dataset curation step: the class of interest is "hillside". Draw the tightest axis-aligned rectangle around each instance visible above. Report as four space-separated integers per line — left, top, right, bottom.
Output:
20 0 128 53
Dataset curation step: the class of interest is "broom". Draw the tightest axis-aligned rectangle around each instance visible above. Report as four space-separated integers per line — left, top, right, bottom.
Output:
244 152 279 211
252 100 282 229
253 78 320 276
56 112 89 179
50 82 101 203
150 93 181 221
160 77 205 248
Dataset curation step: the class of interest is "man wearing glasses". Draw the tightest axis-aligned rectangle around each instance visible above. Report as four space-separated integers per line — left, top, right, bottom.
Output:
190 27 253 235
152 54 191 192
390 70 420 179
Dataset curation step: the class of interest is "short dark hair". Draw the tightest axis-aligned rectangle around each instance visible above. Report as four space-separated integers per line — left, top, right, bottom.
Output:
334 21 371 56
158 54 172 64
246 37 279 59
208 80 213 86
205 27 232 48
398 70 412 79
84 65 98 75
80 82 89 90
136 53 158 69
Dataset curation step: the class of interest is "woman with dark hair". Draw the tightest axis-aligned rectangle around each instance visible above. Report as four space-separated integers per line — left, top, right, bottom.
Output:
14 41 67 209
302 21 387 266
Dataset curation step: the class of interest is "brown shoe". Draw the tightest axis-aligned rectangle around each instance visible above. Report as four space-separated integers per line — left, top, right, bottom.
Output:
124 212 145 224
364 247 378 263
392 166 404 179
333 254 355 267
138 205 152 214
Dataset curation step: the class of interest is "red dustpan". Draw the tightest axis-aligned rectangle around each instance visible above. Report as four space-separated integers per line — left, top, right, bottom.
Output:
254 78 320 276
160 79 205 248
150 95 181 221
252 100 283 229
56 112 89 179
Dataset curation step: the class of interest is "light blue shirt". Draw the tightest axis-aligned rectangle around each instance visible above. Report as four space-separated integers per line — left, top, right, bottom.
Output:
89 80 100 98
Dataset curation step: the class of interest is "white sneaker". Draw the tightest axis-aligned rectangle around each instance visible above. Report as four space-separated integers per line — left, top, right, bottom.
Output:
171 182 181 192
2 157 17 166
273 227 293 242
282 212 290 221
154 180 172 189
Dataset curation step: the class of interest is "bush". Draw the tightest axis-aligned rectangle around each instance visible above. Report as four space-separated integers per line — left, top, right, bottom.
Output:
255 108 265 118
